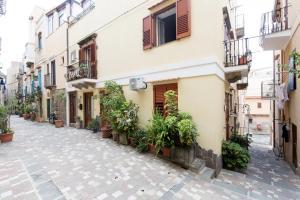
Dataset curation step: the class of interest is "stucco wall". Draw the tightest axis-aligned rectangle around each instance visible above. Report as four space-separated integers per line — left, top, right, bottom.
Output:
283 23 300 168
68 0 225 80
124 75 226 155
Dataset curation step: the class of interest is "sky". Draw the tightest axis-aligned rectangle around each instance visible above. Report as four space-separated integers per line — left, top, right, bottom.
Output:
0 0 274 74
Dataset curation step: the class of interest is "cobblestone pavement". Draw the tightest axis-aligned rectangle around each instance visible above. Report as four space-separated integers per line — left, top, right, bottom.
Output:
0 116 300 200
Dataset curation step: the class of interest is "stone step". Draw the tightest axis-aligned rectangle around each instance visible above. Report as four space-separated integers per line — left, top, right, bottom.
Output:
199 167 215 180
189 158 205 174
215 169 300 200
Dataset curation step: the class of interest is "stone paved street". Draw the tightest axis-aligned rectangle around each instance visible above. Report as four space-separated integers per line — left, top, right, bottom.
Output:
1 116 300 200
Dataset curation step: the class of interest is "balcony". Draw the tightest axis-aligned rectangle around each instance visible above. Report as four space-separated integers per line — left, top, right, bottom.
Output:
224 38 252 83
66 60 97 89
260 6 291 50
44 73 56 90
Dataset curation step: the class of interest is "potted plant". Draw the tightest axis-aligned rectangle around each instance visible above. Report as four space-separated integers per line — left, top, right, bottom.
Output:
88 117 100 133
75 116 82 129
0 106 13 143
23 104 30 120
54 91 66 128
0 127 14 143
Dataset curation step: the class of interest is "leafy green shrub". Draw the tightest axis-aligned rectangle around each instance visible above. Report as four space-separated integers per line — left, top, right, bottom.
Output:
222 141 250 170
114 101 139 134
87 117 100 131
230 133 252 149
164 90 178 116
178 112 192 121
135 129 149 153
177 119 197 147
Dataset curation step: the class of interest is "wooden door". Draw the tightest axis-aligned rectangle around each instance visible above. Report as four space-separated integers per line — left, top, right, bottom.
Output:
84 92 93 128
47 99 51 119
153 83 178 116
292 124 298 168
69 92 76 124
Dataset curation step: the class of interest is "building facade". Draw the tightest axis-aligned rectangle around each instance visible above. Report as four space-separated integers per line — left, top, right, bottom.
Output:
64 0 251 169
20 0 251 172
260 0 300 174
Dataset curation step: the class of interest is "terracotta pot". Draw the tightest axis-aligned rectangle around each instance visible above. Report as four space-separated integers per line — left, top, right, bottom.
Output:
36 116 44 123
55 120 64 128
162 147 171 158
112 131 119 142
238 55 247 65
101 127 112 138
23 113 30 120
0 132 13 143
129 137 137 147
148 144 156 154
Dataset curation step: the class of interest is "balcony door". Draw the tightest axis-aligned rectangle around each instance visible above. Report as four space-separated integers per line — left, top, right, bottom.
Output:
79 42 96 79
51 60 56 85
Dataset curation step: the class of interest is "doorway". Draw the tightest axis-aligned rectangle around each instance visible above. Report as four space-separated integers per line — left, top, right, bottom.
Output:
69 92 77 124
47 99 51 119
292 124 298 168
84 92 93 128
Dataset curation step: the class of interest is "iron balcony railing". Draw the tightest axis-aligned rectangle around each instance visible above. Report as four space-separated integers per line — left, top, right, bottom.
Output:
224 38 252 67
66 60 97 82
260 6 289 36
44 73 56 89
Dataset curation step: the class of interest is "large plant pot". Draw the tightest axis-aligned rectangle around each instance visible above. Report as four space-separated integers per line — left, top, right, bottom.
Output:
55 120 64 128
23 113 30 120
101 126 112 138
171 146 195 169
0 132 13 143
148 144 156 154
119 133 128 145
162 147 171 158
129 137 137 148
36 116 44 123
112 131 119 142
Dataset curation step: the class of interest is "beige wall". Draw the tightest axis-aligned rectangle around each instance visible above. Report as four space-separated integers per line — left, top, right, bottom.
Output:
124 75 226 155
69 0 225 80
283 23 300 169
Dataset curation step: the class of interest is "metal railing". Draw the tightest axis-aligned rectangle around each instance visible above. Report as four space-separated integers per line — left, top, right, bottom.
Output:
224 38 252 67
66 60 96 82
260 6 289 36
44 73 56 88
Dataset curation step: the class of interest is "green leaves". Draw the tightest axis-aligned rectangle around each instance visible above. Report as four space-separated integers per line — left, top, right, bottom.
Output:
222 141 250 170
164 90 178 116
177 119 197 147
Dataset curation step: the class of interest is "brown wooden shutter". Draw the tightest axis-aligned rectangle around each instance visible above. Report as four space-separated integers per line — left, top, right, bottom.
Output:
153 83 178 115
79 48 84 61
143 16 153 50
90 43 97 79
176 0 191 39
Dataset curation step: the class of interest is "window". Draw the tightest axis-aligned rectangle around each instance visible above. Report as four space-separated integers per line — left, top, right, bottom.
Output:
70 50 77 63
38 32 42 49
153 83 178 115
58 9 65 26
257 102 262 109
48 14 54 35
156 7 176 46
143 0 191 49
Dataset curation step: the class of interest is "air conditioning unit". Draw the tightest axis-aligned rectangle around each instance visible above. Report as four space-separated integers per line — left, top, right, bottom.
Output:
129 78 147 91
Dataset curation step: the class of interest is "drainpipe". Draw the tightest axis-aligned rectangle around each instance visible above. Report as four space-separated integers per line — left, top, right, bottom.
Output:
66 16 70 66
